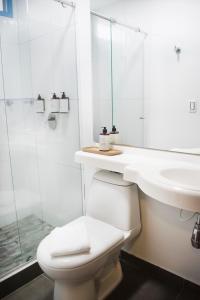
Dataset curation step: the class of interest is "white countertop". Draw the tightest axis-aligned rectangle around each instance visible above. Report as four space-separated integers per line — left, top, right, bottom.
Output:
75 146 200 212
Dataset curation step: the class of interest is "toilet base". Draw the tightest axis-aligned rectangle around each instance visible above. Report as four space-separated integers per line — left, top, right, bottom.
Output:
53 260 122 300
54 279 96 300
98 260 122 300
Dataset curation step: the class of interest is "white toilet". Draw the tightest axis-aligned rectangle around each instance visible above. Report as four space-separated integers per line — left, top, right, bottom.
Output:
37 170 141 300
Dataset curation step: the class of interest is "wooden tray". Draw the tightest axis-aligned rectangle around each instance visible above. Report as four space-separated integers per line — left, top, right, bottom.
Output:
82 146 122 156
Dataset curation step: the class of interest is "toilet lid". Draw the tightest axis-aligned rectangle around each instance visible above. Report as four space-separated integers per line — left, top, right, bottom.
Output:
37 216 124 269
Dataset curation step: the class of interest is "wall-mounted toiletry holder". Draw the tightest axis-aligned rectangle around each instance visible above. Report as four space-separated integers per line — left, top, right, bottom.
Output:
35 92 70 114
51 93 60 113
35 94 45 113
50 92 69 113
60 92 69 113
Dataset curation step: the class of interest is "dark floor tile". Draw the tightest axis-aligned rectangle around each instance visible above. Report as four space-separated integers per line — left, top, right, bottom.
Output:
0 262 43 298
2 275 54 300
0 214 53 279
107 260 182 300
176 281 200 300
107 253 184 300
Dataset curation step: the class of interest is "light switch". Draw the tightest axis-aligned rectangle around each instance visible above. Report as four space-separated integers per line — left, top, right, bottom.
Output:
189 101 197 113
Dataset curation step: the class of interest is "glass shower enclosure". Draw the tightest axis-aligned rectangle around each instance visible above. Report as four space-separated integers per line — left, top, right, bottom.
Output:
0 0 82 280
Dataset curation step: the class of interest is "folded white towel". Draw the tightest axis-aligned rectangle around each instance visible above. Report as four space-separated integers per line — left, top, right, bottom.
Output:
49 222 91 257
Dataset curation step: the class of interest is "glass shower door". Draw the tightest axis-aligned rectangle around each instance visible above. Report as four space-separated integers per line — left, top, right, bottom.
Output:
0 0 82 280
3 98 50 265
0 35 23 278
0 5 46 276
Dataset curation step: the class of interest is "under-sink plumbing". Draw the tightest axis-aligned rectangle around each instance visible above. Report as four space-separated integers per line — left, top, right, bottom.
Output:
180 210 200 249
191 214 200 249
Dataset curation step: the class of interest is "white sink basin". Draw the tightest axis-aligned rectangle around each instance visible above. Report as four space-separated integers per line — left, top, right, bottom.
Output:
160 168 200 190
124 164 200 212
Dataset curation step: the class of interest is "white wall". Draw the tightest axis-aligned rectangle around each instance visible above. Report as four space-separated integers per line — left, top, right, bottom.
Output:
89 0 200 285
0 0 83 227
75 0 93 148
131 190 200 285
91 16 113 140
112 24 144 146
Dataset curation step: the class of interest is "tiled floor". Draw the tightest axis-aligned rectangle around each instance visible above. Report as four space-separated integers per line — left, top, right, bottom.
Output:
2 275 54 300
0 215 53 279
2 252 200 300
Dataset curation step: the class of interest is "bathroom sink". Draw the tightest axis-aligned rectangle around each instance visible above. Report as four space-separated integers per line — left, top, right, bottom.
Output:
124 164 200 212
160 168 200 190
76 148 200 212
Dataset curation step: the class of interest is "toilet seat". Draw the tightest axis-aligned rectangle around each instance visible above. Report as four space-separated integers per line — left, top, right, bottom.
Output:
37 216 125 272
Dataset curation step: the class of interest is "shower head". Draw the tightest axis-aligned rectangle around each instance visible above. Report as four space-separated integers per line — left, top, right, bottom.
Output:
53 0 75 8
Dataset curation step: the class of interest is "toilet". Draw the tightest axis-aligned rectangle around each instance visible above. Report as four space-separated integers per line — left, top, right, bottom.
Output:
37 170 141 300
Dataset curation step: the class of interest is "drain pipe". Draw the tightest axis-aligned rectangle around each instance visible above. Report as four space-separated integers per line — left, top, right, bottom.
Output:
191 214 200 249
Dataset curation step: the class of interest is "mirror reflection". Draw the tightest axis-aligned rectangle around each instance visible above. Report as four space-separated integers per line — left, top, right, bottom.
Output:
91 0 200 155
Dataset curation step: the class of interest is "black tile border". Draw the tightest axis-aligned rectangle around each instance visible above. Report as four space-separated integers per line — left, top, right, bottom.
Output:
0 262 43 298
120 251 200 293
120 250 181 276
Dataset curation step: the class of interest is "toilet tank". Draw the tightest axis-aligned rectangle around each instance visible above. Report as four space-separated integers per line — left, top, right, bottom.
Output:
86 170 140 232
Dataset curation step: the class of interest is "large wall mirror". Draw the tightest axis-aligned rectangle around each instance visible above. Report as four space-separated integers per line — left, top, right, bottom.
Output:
90 0 200 155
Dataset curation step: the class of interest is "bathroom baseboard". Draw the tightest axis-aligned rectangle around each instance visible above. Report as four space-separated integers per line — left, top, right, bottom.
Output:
0 262 43 298
120 250 184 282
120 250 200 288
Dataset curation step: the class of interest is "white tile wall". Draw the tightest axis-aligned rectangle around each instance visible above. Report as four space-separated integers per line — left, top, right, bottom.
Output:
30 24 78 99
143 33 200 149
35 100 80 169
38 162 82 226
1 43 22 99
9 143 42 221
28 0 74 41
